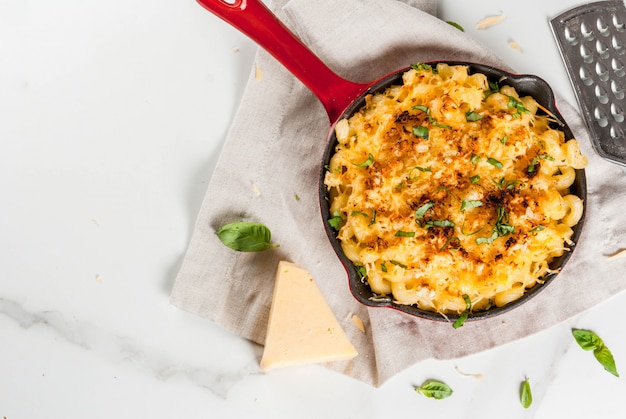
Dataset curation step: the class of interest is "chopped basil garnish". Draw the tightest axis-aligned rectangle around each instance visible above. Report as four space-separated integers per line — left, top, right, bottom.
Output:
446 21 464 31
470 154 481 164
414 380 453 400
465 110 483 122
415 202 435 219
368 208 377 226
411 63 434 72
500 135 509 144
440 236 461 251
381 261 387 272
413 125 429 139
423 220 455 229
328 211 344 231
529 225 545 235
355 265 367 280
460 199 483 212
215 221 279 252
389 260 407 269
411 105 452 129
412 104 429 113
508 96 530 118
485 80 500 98
487 157 503 168
476 206 514 244
453 294 471 328
520 378 533 408
572 329 619 377
470 175 481 184
351 210 370 218
528 154 554 173
355 153 375 167
395 230 415 237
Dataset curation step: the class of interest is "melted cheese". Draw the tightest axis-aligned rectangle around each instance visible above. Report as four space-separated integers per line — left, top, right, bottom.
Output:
260 261 358 371
324 63 587 316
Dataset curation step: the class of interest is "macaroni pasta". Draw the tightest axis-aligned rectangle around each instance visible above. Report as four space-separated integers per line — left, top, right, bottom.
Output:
324 63 587 316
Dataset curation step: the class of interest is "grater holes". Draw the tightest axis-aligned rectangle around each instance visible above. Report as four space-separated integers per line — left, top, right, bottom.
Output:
611 79 625 99
564 26 579 45
579 66 594 86
611 35 625 54
580 21 595 40
611 58 626 77
596 39 610 59
609 125 625 149
613 13 625 31
594 106 609 127
595 85 609 104
596 61 610 81
580 43 594 63
597 16 611 36
611 102 624 123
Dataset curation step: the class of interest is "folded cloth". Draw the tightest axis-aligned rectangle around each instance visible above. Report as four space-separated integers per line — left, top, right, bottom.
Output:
170 0 626 386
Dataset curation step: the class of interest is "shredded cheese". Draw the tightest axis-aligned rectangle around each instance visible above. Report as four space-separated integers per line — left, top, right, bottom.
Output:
324 63 587 316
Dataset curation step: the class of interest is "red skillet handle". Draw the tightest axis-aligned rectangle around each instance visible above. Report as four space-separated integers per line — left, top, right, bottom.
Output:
196 0 370 124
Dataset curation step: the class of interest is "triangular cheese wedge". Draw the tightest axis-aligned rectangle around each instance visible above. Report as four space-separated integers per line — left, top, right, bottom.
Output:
260 261 358 371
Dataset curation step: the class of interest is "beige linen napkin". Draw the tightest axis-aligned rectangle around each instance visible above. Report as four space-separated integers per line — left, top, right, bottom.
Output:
171 0 626 386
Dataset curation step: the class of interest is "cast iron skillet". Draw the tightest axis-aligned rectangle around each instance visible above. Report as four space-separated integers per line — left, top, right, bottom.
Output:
198 0 587 322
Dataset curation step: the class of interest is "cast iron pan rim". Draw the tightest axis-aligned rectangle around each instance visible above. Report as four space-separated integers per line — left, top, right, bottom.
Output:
318 60 588 323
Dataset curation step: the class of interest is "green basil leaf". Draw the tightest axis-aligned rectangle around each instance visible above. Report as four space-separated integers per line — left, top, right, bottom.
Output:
453 294 471 329
328 211 344 231
424 220 455 229
529 225 545 235
389 260 408 269
413 125 430 139
572 329 604 351
351 210 370 218
411 63 433 72
355 153 375 167
528 154 554 173
414 380 453 399
476 230 498 245
487 157 503 169
465 110 483 122
500 135 509 144
460 199 483 212
594 346 620 377
395 230 416 237
355 265 368 280
469 175 481 184
368 208 377 226
446 20 464 31
470 154 481 164
215 222 278 252
415 202 435 219
381 261 388 272
520 378 533 408
412 104 429 113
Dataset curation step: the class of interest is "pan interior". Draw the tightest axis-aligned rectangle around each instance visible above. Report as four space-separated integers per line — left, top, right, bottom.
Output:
318 61 587 322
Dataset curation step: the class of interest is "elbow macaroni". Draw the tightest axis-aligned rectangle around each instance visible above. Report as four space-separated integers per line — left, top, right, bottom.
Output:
324 63 587 316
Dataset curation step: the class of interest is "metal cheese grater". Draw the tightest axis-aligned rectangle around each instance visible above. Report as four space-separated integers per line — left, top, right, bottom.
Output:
550 0 626 168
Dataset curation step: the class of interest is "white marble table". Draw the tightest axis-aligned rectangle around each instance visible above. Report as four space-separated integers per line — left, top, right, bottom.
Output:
2 0 625 417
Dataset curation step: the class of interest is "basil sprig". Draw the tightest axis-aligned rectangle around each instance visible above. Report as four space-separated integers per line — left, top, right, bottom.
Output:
414 380 453 399
453 294 471 329
572 329 620 377
215 222 279 252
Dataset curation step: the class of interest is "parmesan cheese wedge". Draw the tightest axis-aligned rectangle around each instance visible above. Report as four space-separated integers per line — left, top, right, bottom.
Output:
260 261 358 371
